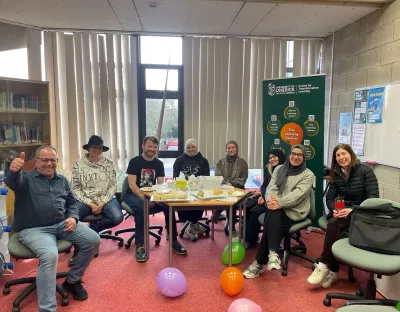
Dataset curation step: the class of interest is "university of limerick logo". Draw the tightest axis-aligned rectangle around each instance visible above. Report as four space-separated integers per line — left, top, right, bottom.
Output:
268 83 276 96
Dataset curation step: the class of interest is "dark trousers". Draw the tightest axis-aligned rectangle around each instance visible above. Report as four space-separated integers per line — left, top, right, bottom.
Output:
245 197 266 245
124 194 178 245
256 209 294 265
320 217 350 272
177 210 204 224
77 198 124 233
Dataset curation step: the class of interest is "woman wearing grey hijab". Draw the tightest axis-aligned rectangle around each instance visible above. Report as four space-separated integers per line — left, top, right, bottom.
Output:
243 144 314 279
208 140 248 233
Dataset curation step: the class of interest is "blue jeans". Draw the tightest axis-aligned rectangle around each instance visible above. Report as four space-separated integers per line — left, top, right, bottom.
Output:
124 193 178 245
77 198 123 233
18 221 100 312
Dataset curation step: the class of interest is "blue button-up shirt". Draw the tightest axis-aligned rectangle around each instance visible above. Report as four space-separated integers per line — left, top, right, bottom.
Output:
5 169 79 232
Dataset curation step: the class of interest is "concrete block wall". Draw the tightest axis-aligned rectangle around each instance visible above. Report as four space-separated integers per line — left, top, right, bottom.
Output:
326 0 400 202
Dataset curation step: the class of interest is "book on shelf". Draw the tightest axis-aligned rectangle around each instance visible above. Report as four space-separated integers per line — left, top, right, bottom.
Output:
0 122 42 145
0 92 40 112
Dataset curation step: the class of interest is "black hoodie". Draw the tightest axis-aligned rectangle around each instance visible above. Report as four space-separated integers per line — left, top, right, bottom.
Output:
173 152 210 179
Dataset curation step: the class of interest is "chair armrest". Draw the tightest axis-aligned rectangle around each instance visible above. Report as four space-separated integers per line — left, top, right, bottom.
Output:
346 300 396 306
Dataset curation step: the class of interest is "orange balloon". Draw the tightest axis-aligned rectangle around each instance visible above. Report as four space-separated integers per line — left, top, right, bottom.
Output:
220 267 244 296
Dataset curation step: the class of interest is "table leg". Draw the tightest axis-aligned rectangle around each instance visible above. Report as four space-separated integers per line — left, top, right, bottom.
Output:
169 206 173 267
211 220 214 240
144 198 149 261
238 200 243 243
229 205 233 266
242 198 247 245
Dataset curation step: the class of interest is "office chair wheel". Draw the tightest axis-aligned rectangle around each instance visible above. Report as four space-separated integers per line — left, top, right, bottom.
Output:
179 232 184 238
3 287 10 295
118 241 124 247
12 307 20 312
349 275 356 283
158 229 163 234
281 269 288 276
62 298 69 306
155 239 161 245
124 242 132 249
323 298 331 306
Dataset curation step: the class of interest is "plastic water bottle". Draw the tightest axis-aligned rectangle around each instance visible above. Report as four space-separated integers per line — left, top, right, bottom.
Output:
0 216 12 235
0 252 14 277
0 171 7 196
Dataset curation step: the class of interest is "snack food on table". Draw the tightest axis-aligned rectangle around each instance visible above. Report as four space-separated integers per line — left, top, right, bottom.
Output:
153 188 187 200
176 190 187 199
197 190 204 198
212 189 223 196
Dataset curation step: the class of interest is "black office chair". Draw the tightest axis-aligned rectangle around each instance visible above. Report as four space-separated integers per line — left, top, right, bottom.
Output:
177 214 210 238
80 213 124 248
323 198 400 308
3 234 70 312
258 188 316 276
114 177 163 248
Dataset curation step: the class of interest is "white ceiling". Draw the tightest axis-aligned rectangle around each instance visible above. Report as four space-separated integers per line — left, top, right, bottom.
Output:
0 0 378 37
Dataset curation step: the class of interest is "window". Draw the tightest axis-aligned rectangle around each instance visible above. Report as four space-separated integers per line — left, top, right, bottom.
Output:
286 41 294 77
138 36 183 158
0 48 28 79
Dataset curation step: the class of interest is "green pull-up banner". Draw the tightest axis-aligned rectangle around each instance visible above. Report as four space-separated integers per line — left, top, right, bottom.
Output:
263 75 326 222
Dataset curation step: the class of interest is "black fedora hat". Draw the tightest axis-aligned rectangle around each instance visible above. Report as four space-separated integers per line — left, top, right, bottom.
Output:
82 135 109 152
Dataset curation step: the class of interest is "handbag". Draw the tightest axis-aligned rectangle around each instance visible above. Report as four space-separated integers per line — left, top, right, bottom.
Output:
349 203 400 255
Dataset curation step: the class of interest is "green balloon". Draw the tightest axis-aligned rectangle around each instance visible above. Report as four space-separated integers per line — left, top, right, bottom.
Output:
222 242 246 265
395 302 400 310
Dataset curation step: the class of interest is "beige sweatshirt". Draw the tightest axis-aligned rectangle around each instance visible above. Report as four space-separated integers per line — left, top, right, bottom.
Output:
71 154 117 206
266 165 314 221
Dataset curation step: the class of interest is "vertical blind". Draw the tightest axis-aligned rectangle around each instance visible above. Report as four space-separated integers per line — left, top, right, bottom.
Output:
40 32 138 171
28 30 322 172
183 37 322 168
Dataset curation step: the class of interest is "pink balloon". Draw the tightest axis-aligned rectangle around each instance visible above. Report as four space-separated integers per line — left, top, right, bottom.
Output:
157 267 187 297
228 298 262 312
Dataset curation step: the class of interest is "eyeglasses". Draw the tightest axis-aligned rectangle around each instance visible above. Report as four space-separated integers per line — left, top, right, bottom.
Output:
290 152 304 158
37 158 58 164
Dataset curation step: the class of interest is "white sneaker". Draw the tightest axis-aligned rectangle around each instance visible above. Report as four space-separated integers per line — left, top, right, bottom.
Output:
307 266 330 285
187 223 198 241
193 223 206 236
321 271 338 289
267 251 281 270
243 261 266 279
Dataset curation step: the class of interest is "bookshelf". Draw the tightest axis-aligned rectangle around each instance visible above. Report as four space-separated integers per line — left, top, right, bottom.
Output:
0 76 50 174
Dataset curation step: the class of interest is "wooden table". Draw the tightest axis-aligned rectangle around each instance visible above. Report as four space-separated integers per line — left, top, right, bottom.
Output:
143 190 248 267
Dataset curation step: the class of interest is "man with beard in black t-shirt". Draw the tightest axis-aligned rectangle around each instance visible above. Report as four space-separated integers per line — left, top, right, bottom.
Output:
125 136 187 262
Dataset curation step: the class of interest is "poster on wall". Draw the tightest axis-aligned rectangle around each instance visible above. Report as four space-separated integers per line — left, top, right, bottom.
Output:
338 112 352 144
263 75 325 222
353 89 368 124
352 124 366 156
367 87 384 124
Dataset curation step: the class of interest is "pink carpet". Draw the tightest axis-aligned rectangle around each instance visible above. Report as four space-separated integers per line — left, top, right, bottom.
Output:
1 213 370 312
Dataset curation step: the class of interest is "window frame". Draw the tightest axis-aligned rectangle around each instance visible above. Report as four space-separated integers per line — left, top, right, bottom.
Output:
137 61 184 159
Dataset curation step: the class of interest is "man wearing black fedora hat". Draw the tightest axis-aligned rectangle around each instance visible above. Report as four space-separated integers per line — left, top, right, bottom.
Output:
69 135 123 265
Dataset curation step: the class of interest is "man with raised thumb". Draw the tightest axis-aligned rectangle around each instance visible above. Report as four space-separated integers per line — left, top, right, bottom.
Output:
5 145 100 312
9 152 25 172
